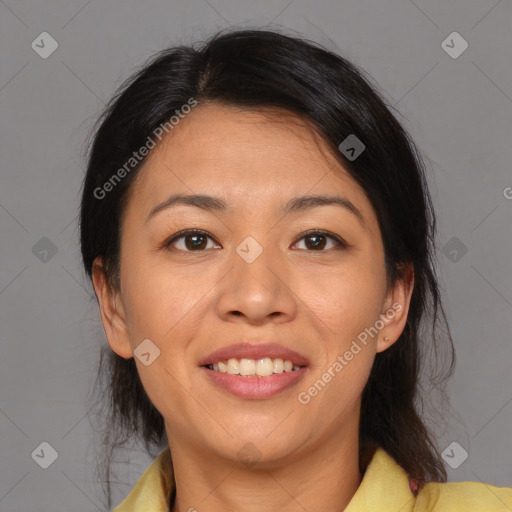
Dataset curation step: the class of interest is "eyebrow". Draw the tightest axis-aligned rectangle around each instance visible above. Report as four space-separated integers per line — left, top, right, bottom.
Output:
145 193 365 226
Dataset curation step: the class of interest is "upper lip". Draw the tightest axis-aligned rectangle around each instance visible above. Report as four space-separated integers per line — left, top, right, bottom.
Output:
199 342 309 367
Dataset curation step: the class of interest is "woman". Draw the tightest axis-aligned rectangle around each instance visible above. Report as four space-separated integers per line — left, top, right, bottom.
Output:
80 29 512 511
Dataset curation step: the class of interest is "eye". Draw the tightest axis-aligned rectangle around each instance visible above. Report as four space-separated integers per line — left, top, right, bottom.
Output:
165 229 221 251
292 230 347 251
164 229 347 252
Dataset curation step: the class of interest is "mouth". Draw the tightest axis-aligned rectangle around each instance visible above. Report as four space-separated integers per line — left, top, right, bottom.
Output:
203 357 305 377
200 364 308 399
198 343 309 399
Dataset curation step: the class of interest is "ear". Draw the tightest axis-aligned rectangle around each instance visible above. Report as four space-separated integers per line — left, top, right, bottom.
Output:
376 263 415 353
92 256 133 359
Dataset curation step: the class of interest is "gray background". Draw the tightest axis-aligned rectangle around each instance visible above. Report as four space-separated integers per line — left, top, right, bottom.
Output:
1 1 511 510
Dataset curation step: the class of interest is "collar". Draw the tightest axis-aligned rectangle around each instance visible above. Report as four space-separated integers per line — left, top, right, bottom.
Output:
113 446 416 511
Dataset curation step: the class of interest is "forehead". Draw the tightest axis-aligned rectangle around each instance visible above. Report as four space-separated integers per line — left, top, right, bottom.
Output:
127 103 376 225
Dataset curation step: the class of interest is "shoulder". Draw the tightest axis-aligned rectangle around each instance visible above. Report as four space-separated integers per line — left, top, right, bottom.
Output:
414 480 512 511
352 447 511 512
111 446 174 512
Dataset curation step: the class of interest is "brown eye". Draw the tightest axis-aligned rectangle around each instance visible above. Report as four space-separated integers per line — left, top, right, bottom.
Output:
166 230 220 251
293 231 347 251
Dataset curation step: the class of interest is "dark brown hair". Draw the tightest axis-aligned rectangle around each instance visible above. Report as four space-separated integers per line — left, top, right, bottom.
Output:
80 28 455 509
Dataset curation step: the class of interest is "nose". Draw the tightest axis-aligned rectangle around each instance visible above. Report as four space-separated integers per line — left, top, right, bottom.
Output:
216 242 297 325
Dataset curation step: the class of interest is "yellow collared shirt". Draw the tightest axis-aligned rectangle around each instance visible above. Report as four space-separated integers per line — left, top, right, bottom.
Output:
112 446 512 511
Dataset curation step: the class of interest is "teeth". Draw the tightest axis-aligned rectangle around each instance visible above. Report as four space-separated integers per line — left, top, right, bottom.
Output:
207 357 303 377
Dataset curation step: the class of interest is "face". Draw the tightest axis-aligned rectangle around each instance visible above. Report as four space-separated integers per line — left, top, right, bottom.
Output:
93 103 413 466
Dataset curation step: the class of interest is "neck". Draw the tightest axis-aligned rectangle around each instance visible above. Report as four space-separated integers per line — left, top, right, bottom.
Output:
167 423 362 512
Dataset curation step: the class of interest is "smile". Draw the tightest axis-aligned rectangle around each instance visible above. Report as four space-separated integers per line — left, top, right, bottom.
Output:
205 357 304 377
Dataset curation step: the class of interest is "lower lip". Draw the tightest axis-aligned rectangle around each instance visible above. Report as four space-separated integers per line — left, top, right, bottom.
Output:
200 366 308 399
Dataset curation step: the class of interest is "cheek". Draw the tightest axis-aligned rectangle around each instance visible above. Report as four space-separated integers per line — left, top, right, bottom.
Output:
118 255 213 426
296 254 387 339
119 248 217 345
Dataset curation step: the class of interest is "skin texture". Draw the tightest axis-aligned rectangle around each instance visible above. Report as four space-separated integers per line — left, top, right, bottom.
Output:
92 103 414 512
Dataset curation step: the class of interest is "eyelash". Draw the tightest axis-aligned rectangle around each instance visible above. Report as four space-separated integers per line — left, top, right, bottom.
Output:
164 229 349 252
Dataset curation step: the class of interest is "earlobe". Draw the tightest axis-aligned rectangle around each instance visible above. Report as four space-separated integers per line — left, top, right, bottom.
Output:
92 257 133 359
376 263 415 353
